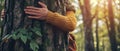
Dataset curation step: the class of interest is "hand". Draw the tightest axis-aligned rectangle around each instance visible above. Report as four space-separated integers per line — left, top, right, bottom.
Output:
24 2 48 20
1 9 5 18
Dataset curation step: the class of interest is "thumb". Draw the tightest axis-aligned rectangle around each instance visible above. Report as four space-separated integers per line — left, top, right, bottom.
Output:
38 2 47 8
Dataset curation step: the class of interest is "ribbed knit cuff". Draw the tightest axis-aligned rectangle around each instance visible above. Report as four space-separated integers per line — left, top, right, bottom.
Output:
46 10 56 23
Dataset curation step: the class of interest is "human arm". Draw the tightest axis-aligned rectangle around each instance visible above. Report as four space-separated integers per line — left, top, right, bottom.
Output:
46 10 76 31
24 2 77 32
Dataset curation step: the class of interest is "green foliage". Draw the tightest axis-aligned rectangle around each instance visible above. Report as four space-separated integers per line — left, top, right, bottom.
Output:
31 27 42 36
2 27 42 51
30 41 39 51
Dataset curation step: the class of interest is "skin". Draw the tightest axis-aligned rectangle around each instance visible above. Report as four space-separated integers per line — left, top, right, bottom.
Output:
24 2 48 20
1 9 4 18
1 1 76 32
1 2 77 51
1 2 48 20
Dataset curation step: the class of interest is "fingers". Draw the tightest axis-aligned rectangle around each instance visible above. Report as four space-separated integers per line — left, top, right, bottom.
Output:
38 2 47 8
28 16 40 19
24 7 42 16
25 11 40 16
24 9 40 13
28 15 46 20
24 2 48 20
26 6 40 10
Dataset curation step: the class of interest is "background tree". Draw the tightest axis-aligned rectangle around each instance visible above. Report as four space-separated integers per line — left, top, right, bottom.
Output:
108 0 117 51
95 1 99 51
78 0 95 51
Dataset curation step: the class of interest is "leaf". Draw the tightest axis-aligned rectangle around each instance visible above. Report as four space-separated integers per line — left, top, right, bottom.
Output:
27 32 33 40
12 34 17 40
20 34 27 44
2 34 12 40
35 31 42 36
20 29 27 35
30 41 39 51
31 27 42 36
11 29 20 39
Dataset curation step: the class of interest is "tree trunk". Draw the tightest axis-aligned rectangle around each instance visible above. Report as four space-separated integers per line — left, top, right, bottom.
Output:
95 11 99 51
0 0 69 51
108 0 117 51
78 0 95 51
95 1 99 51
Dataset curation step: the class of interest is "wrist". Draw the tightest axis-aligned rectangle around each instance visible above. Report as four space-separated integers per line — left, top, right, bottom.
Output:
45 10 54 21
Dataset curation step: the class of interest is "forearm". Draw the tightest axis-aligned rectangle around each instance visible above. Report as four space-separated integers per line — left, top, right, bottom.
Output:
46 10 77 32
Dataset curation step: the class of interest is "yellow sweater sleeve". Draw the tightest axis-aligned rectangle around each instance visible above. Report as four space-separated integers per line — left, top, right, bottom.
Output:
46 10 77 32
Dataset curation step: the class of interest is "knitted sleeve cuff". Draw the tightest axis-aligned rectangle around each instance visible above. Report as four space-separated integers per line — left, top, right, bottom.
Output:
45 10 76 31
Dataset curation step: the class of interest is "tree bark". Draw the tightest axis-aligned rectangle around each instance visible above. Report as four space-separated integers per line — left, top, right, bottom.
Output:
0 0 69 51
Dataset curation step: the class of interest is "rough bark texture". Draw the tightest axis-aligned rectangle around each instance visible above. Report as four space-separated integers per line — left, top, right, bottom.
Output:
0 0 69 51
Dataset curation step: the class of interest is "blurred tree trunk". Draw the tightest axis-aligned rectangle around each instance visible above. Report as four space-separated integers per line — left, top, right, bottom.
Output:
0 0 68 51
102 40 105 51
94 0 99 51
78 0 95 51
108 0 117 51
95 1 99 51
95 9 99 51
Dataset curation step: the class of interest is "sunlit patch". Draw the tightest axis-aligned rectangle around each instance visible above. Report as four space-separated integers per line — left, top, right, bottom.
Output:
118 46 120 48
90 0 97 7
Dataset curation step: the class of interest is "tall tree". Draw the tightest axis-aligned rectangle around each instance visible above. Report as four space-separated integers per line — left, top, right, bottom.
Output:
95 0 100 51
108 0 117 51
78 0 95 51
95 5 99 51
0 0 69 51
